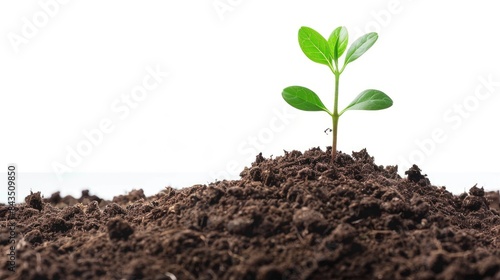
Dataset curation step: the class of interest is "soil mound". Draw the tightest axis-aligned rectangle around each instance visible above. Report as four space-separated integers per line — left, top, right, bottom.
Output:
1 148 500 280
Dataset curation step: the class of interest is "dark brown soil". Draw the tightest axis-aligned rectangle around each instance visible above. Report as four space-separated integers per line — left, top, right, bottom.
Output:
1 148 500 280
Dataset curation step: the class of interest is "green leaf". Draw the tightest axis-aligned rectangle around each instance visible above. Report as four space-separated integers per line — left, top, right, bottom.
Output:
298 27 332 66
344 32 378 65
282 86 331 114
328 26 348 61
340 89 392 115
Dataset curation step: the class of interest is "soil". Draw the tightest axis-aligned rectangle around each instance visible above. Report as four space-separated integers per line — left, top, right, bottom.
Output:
1 147 500 280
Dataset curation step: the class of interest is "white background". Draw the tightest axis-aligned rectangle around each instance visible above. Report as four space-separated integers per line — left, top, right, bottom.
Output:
1 0 499 202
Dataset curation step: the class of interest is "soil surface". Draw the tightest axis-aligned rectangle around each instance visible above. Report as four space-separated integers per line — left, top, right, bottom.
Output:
1 148 500 280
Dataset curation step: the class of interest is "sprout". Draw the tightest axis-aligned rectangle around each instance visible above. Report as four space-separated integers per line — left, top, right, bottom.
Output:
282 26 393 160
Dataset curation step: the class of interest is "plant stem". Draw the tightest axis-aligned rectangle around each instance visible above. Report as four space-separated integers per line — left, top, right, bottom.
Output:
332 114 338 161
332 73 340 161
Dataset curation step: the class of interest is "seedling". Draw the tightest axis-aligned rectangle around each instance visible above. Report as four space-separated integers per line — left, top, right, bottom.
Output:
282 26 393 160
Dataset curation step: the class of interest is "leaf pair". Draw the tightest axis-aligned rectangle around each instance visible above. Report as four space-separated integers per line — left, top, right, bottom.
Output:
298 26 378 72
282 86 392 116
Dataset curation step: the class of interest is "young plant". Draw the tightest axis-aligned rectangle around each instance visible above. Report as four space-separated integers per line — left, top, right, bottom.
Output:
282 26 393 161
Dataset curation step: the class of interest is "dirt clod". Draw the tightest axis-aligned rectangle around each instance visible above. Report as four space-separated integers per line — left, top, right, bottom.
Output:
107 217 134 240
293 207 327 233
24 229 43 245
25 191 43 211
470 184 485 197
227 217 254 235
405 164 430 186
